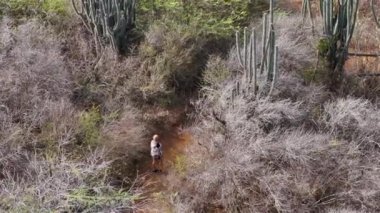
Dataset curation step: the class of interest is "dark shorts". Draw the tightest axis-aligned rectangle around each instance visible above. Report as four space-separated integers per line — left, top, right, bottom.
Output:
153 155 161 160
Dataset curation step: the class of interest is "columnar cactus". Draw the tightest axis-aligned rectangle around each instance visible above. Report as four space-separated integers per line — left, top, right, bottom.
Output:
321 0 358 41
301 0 314 33
372 0 380 28
71 0 136 53
234 0 278 99
319 0 358 76
302 0 311 21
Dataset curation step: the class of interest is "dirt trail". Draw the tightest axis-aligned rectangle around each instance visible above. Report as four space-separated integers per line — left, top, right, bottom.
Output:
133 107 193 212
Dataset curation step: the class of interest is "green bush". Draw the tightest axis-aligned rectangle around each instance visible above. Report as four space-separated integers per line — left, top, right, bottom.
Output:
317 38 331 57
38 122 56 149
137 21 206 105
138 0 256 38
174 154 187 178
67 187 137 210
2 0 40 17
1 0 69 18
132 0 264 106
301 66 330 85
202 55 230 89
78 107 102 146
42 0 69 16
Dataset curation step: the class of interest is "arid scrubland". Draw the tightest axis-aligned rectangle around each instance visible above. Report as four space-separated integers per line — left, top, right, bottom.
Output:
173 14 380 212
0 16 149 211
1 0 380 212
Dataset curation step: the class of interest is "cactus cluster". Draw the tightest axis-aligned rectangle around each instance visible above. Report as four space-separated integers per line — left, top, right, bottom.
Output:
301 0 314 33
302 0 311 20
319 0 358 73
232 0 278 102
71 0 136 53
321 0 358 40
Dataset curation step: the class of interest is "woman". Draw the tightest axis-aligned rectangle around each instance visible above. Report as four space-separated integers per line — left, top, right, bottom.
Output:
150 134 163 172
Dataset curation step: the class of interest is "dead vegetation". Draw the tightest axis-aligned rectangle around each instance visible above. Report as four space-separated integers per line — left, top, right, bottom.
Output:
0 17 148 212
172 15 380 212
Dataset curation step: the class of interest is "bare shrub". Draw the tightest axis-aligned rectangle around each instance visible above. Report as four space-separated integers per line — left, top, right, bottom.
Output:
276 73 328 104
202 55 230 90
0 149 140 212
0 19 71 125
322 97 380 141
177 99 380 211
0 18 79 150
275 15 320 73
102 105 149 181
0 17 143 211
136 21 206 103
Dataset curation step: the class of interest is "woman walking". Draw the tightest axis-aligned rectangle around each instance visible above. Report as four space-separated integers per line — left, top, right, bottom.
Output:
150 134 163 172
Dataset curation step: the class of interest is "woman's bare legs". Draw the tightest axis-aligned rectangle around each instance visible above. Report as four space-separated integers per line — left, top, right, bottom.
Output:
152 157 157 171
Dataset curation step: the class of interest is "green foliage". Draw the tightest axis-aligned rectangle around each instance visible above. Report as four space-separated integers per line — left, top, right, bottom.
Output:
174 154 187 177
42 0 69 16
38 122 56 149
1 0 39 17
134 0 262 106
301 66 329 85
67 187 137 210
1 0 69 18
138 0 256 38
319 0 358 75
138 21 205 106
202 55 230 89
317 38 330 56
78 107 102 146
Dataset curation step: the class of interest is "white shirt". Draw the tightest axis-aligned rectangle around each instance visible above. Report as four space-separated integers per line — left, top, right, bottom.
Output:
150 140 162 156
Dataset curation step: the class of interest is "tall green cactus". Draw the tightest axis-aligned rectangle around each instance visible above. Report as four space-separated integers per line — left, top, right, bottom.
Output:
319 0 358 82
234 0 278 99
301 0 314 33
71 0 136 53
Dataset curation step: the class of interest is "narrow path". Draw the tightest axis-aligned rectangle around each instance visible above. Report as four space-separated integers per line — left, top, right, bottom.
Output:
132 106 193 212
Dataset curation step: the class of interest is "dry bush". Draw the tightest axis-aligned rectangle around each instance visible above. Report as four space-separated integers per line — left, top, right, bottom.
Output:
175 82 380 212
0 18 81 155
101 105 150 181
61 21 142 110
0 149 140 212
0 17 145 211
275 73 328 104
0 18 72 125
322 97 380 142
172 14 380 212
135 21 206 104
202 55 230 90
93 48 143 112
275 15 320 73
